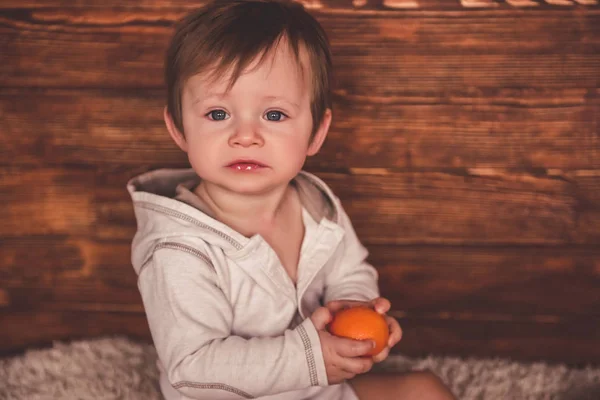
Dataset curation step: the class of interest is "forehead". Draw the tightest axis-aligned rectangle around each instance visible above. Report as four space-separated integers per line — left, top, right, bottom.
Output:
186 39 312 98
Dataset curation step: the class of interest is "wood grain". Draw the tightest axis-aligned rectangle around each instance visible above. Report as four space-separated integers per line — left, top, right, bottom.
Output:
323 171 600 244
2 88 598 169
0 88 184 167
0 167 96 237
1 9 598 93
2 309 598 364
395 315 600 364
1 0 598 9
2 238 599 317
0 237 139 299
1 1 599 363
2 167 598 244
371 244 600 316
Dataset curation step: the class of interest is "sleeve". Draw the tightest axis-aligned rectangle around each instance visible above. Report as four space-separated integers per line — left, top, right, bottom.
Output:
137 246 328 399
323 197 380 304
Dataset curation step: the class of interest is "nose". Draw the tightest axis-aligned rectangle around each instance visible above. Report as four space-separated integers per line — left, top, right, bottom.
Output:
228 120 264 148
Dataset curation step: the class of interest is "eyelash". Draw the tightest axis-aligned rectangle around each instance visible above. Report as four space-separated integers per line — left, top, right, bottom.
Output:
205 109 288 121
206 109 229 121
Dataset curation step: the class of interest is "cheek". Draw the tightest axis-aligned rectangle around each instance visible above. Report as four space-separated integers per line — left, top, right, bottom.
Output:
183 132 221 169
275 136 311 168
184 118 221 147
187 135 218 156
280 118 312 148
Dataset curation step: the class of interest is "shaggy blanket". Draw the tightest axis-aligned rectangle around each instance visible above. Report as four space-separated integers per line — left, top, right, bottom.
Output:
1 337 599 399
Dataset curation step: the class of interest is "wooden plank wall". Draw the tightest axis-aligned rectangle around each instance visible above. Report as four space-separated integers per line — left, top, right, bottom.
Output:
1 0 599 364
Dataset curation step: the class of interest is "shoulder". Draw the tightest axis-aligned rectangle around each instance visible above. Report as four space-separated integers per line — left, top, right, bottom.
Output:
153 239 215 269
142 236 223 279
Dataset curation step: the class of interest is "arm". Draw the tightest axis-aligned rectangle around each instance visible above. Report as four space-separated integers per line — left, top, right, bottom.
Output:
323 197 380 304
138 246 327 399
322 198 403 363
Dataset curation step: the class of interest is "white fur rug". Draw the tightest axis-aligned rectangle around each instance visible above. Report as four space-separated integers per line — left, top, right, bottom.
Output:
1 337 599 399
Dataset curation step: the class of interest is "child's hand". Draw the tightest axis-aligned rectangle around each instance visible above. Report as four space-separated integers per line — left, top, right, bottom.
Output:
324 297 403 363
310 307 375 384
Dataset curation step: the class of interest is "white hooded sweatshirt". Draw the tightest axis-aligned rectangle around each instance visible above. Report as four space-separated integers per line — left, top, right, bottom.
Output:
127 169 379 399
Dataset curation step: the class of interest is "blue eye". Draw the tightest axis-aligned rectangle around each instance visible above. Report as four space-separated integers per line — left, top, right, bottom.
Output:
207 110 229 121
265 111 286 121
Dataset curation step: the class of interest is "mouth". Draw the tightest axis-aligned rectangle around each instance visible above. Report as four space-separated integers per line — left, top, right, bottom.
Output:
226 159 268 171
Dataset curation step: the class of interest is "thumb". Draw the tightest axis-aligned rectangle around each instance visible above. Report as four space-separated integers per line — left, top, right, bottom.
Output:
371 297 390 314
310 307 332 331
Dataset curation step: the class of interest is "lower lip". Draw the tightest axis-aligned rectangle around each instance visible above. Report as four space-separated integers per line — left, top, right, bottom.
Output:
227 163 267 171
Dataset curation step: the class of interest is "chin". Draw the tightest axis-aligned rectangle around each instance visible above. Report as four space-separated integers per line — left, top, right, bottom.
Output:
216 178 279 196
208 168 300 194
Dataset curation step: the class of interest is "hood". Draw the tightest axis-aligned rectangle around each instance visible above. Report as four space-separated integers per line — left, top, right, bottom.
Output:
127 168 339 276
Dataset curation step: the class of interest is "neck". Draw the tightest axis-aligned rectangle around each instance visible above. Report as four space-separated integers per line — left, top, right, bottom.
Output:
194 181 295 237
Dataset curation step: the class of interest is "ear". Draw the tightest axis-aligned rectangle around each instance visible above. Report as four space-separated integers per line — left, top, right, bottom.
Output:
307 108 332 156
164 106 188 152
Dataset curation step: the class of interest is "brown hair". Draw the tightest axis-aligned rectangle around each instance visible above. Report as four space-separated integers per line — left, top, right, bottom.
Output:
165 0 333 136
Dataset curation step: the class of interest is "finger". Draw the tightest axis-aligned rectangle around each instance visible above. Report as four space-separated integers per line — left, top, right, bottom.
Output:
338 356 374 375
372 347 390 364
326 300 365 313
325 300 347 313
335 337 375 358
310 307 332 331
371 297 391 314
332 369 357 382
386 316 402 347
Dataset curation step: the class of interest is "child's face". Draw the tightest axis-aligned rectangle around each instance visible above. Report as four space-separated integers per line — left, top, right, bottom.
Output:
166 41 331 196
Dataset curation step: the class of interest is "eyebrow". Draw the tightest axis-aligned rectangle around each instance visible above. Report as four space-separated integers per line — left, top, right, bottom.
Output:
194 94 300 110
263 95 300 109
193 91 228 104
